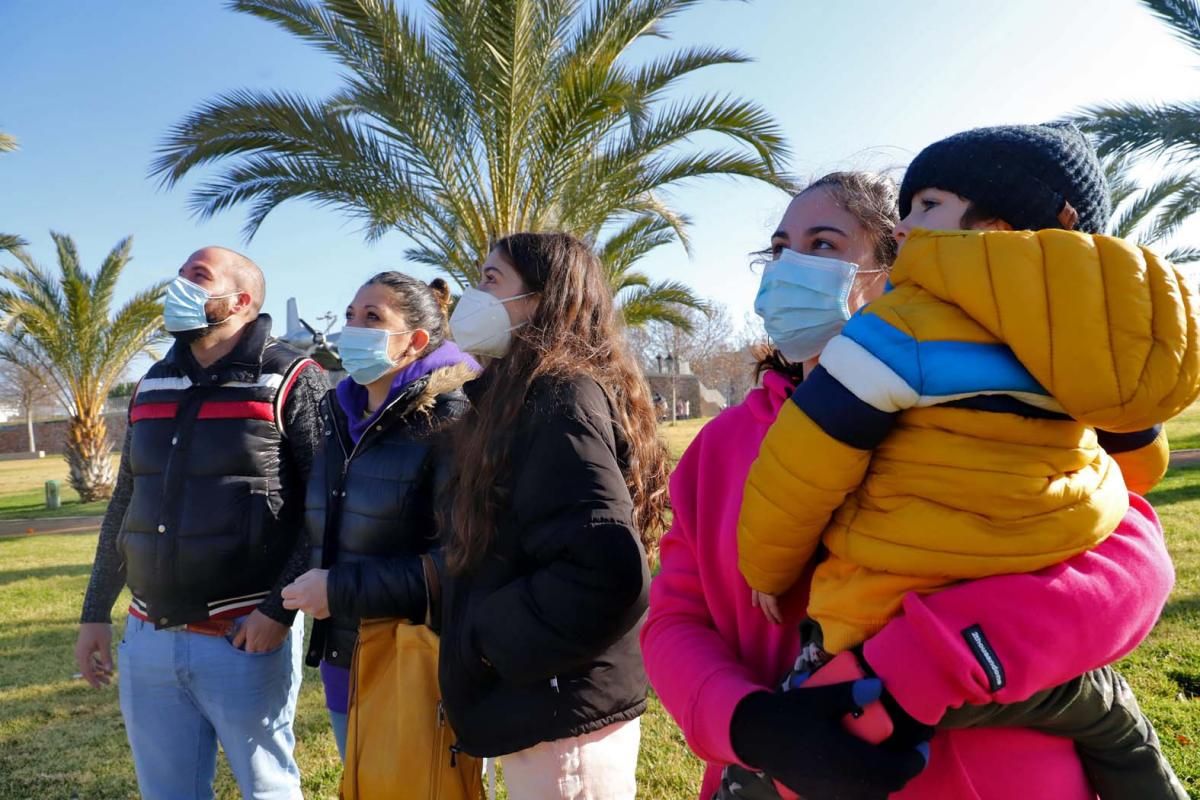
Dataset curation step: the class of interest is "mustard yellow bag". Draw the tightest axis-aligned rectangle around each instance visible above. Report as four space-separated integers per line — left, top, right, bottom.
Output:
341 619 484 800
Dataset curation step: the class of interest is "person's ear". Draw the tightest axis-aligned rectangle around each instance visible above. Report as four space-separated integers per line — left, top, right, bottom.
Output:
234 290 254 315
1057 201 1079 231
408 329 431 355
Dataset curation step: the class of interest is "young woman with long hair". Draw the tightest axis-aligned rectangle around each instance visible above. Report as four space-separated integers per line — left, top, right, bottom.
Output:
437 232 668 798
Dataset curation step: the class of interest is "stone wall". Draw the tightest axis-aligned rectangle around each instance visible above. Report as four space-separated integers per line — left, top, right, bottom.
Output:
0 413 128 455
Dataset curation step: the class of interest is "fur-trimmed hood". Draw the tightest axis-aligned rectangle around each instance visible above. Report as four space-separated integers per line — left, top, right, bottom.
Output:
410 361 479 418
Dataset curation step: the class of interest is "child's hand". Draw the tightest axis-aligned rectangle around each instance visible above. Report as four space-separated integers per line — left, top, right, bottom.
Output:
751 589 784 624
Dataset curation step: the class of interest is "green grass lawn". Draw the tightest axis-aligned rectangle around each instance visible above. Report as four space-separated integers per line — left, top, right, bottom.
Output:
0 531 704 799
661 417 708 463
1170 403 1200 451
0 455 118 521
0 427 1197 798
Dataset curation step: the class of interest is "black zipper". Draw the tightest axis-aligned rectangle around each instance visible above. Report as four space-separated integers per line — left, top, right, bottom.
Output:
153 386 209 621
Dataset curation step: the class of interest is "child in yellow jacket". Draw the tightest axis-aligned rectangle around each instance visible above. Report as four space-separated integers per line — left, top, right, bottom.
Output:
740 122 1197 799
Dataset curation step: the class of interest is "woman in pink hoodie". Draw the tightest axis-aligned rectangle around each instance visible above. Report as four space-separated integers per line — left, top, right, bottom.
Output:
641 171 1176 800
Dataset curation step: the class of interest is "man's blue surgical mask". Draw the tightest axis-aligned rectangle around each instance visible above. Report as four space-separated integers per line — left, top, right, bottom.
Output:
163 276 239 333
754 249 881 363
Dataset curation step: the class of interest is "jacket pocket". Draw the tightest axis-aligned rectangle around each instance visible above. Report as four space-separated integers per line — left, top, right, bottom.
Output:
455 603 497 691
244 477 271 557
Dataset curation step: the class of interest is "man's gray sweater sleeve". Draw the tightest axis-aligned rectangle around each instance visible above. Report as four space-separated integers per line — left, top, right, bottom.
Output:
256 364 325 625
80 426 134 624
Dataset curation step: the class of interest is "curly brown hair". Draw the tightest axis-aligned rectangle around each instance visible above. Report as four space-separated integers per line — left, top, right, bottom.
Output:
443 232 670 574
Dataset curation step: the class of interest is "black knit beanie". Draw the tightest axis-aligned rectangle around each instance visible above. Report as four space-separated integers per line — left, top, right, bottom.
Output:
898 121 1111 234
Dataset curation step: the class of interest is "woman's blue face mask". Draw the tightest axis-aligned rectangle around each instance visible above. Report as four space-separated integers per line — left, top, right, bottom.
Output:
337 325 412 385
753 249 883 363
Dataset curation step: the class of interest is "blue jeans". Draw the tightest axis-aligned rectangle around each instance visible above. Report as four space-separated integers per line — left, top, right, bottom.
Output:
328 709 348 761
117 613 304 800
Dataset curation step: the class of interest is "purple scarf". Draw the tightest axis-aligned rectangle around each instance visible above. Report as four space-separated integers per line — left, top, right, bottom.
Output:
335 341 479 444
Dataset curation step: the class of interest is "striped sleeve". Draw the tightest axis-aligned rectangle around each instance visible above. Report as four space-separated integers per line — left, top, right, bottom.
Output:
820 314 922 414
1099 425 1168 496
736 311 931 595
832 310 1062 413
737 367 901 596
792 366 897 449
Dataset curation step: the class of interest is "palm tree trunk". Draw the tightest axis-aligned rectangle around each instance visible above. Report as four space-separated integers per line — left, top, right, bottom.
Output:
25 408 35 453
65 410 115 501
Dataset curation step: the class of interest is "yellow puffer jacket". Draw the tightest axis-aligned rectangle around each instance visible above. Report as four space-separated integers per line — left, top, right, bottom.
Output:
738 229 1200 653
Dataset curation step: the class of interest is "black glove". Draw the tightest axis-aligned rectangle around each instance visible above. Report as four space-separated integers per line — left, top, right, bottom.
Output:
848 645 937 751
730 678 929 800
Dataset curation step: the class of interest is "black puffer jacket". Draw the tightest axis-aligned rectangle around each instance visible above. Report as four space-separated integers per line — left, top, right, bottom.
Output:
438 373 651 758
304 362 474 669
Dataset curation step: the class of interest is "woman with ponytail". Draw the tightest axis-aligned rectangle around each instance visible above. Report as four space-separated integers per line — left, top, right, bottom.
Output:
281 272 479 758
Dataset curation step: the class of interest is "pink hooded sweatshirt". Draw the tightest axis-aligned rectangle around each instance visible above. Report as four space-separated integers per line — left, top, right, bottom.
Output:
642 371 1175 800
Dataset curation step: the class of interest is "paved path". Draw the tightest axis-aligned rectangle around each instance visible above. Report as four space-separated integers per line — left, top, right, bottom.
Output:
1171 449 1200 468
0 515 104 538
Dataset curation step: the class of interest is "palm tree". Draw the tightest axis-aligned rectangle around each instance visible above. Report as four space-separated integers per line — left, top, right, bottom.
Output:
1074 0 1200 258
1104 155 1200 263
152 0 791 329
0 132 24 254
0 235 166 500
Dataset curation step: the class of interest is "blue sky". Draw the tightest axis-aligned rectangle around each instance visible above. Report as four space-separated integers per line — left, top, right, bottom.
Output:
3 0 1199 360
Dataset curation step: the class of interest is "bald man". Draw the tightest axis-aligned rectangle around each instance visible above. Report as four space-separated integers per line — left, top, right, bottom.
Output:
75 246 325 800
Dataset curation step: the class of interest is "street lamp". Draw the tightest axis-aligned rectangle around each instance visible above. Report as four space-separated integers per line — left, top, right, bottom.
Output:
664 353 678 424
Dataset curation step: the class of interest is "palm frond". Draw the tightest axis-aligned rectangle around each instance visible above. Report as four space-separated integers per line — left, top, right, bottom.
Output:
1103 155 1140 213
1140 0 1200 53
599 214 677 281
0 132 16 153
1111 172 1194 239
1146 176 1200 242
1165 245 1200 263
230 0 386 78
1074 101 1200 161
617 278 707 330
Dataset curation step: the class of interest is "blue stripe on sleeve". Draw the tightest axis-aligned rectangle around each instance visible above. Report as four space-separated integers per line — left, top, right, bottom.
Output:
917 341 1047 397
843 312 1049 400
840 313 923 391
791 366 897 450
1096 425 1162 454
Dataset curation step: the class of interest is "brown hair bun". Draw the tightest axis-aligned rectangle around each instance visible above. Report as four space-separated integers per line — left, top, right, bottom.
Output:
428 278 452 318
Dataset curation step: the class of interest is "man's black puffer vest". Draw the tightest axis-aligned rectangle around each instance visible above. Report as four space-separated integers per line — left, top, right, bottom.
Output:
118 315 316 628
304 362 473 669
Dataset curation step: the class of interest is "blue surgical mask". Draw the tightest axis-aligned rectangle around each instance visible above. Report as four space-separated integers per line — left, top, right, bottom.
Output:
754 249 879 363
163 276 239 333
337 326 412 385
